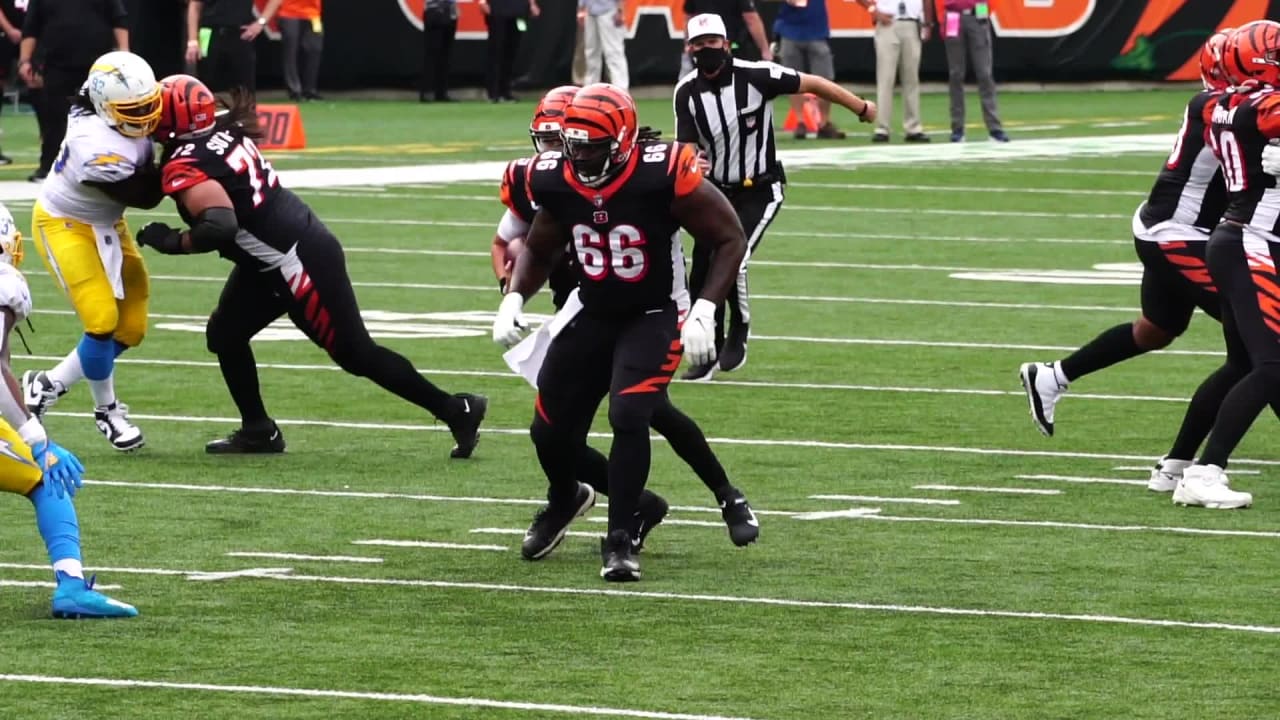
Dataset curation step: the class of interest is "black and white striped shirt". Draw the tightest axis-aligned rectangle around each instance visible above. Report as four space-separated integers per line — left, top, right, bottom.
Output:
673 59 801 186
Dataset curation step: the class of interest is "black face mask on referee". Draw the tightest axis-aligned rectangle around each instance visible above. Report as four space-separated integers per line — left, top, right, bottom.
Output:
691 46 730 76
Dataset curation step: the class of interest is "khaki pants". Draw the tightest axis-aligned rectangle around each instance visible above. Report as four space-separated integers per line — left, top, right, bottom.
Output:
873 20 923 136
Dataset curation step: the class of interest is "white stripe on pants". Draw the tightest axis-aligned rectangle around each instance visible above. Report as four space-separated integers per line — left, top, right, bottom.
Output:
734 181 785 325
583 14 629 90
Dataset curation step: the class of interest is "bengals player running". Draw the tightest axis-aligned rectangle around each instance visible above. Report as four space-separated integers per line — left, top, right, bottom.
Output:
137 75 488 458
1019 32 1236 479
1158 20 1280 509
494 87 759 560
492 84 748 581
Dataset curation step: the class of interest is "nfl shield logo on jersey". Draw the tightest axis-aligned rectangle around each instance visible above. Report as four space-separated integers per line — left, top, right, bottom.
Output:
745 116 757 130
593 210 609 224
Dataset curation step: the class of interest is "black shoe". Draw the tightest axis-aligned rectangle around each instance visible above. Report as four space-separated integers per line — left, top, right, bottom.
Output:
681 360 717 382
631 491 669 553
600 529 640 582
27 171 47 183
434 94 457 102
0 152 12 166
871 133 890 143
500 95 518 103
904 132 932 143
521 483 596 560
718 324 749 373
287 91 302 101
447 393 487 459
303 92 323 101
206 423 286 454
718 487 759 547
990 129 1010 143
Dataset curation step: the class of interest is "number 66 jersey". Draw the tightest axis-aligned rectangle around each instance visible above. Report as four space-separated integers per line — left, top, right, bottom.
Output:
526 140 701 316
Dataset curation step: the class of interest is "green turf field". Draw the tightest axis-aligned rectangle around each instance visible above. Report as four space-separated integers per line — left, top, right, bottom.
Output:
2 89 1278 720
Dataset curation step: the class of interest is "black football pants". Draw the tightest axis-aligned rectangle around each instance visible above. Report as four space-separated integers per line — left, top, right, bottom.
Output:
687 180 784 348
531 305 683 533
205 226 461 428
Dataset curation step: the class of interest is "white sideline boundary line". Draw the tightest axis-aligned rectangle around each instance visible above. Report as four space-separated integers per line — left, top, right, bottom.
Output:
0 675 758 720
913 485 1062 496
810 494 961 506
352 539 508 552
76 479 1280 541
225 552 383 564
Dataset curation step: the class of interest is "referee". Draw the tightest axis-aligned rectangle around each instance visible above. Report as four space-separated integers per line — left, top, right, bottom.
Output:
674 13 875 381
186 0 283 94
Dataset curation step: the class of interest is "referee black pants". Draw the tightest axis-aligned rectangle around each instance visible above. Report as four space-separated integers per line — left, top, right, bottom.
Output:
688 180 785 348
202 26 257 94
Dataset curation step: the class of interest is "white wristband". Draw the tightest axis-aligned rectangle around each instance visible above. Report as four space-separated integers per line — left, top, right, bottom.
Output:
18 416 46 447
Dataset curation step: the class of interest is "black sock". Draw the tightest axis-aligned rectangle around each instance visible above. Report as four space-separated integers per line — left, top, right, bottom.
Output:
1059 323 1145 383
650 402 732 499
531 417 582 506
1167 363 1245 460
353 345 459 422
1200 369 1279 467
606 426 650 534
217 346 271 428
575 444 664 508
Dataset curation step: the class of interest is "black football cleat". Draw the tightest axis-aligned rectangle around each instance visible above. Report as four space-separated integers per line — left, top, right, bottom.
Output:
681 360 717 382
448 393 487 459
630 491 670 553
600 529 641 582
206 423 286 455
521 483 596 561
719 487 760 547
718 323 749 373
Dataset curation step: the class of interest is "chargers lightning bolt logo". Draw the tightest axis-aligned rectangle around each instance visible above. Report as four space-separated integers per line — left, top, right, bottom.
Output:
83 152 136 174
0 439 38 469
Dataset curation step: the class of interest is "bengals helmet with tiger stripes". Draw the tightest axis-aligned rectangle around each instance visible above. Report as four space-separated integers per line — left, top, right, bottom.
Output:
561 83 639 188
1222 20 1280 89
1200 28 1233 91
153 74 218 141
530 85 579 153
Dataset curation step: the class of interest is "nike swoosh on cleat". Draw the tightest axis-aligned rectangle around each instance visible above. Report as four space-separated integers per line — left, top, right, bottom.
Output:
269 431 280 441
462 399 471 414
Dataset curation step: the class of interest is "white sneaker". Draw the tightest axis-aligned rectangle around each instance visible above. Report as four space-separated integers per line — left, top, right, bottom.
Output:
94 402 144 452
1148 456 1191 493
1018 361 1067 437
22 370 66 419
1172 464 1252 509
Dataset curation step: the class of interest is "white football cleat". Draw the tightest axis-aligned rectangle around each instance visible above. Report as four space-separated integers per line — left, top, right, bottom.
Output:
22 370 65 419
1172 464 1252 509
1018 361 1067 437
1148 456 1191 493
95 402 144 452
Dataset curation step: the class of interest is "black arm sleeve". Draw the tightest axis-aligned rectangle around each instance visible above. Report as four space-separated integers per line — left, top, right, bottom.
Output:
188 207 239 253
84 165 165 209
110 0 128 27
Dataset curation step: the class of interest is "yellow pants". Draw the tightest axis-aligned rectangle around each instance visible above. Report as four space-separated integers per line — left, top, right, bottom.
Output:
0 421 42 495
31 201 149 347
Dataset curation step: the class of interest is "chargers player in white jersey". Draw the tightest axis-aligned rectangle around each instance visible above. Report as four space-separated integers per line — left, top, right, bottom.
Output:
22 51 165 452
0 203 136 618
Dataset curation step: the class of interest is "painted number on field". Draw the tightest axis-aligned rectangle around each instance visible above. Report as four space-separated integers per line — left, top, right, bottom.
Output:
156 310 553 342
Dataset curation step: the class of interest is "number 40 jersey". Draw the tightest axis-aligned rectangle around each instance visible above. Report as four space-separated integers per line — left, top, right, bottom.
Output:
526 139 701 317
159 126 318 271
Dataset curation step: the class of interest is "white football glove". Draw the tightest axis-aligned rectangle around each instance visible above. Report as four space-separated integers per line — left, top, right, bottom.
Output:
492 292 527 348
1262 143 1280 177
680 298 718 367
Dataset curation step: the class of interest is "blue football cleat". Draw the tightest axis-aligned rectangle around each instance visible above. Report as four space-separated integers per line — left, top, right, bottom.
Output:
51 572 138 619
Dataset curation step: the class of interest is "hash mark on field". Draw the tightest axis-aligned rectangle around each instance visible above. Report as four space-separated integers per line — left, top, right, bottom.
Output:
0 675 758 720
0 580 122 590
810 494 961 506
352 539 508 552
1016 474 1149 487
913 485 1062 496
471 528 601 539
225 552 383 564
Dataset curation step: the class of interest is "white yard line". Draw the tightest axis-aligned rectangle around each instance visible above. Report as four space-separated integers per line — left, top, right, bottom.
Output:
586 517 727 528
472 528 602 539
0 580 122 590
810 494 961 506
858 514 1280 539
352 539 508 552
1015 474 1151 487
912 485 1062 496
225 552 383 564
780 182 1146 197
1111 465 1262 475
0 675 757 720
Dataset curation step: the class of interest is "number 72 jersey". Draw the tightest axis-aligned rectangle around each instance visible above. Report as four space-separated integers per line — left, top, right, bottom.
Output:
525 139 702 316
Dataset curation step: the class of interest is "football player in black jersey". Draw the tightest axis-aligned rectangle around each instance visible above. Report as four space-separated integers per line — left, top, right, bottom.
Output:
493 86 759 559
1019 31 1231 448
493 84 748 581
1155 21 1280 509
136 75 488 458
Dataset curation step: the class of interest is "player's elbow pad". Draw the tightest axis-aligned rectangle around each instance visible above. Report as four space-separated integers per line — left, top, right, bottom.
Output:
189 207 239 252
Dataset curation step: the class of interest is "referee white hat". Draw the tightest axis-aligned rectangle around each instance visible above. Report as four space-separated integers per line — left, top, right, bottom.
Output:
686 13 728 41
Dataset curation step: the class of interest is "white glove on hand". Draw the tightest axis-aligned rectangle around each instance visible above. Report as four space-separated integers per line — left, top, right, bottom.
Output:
492 292 527 348
681 298 718 367
1263 143 1280 176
